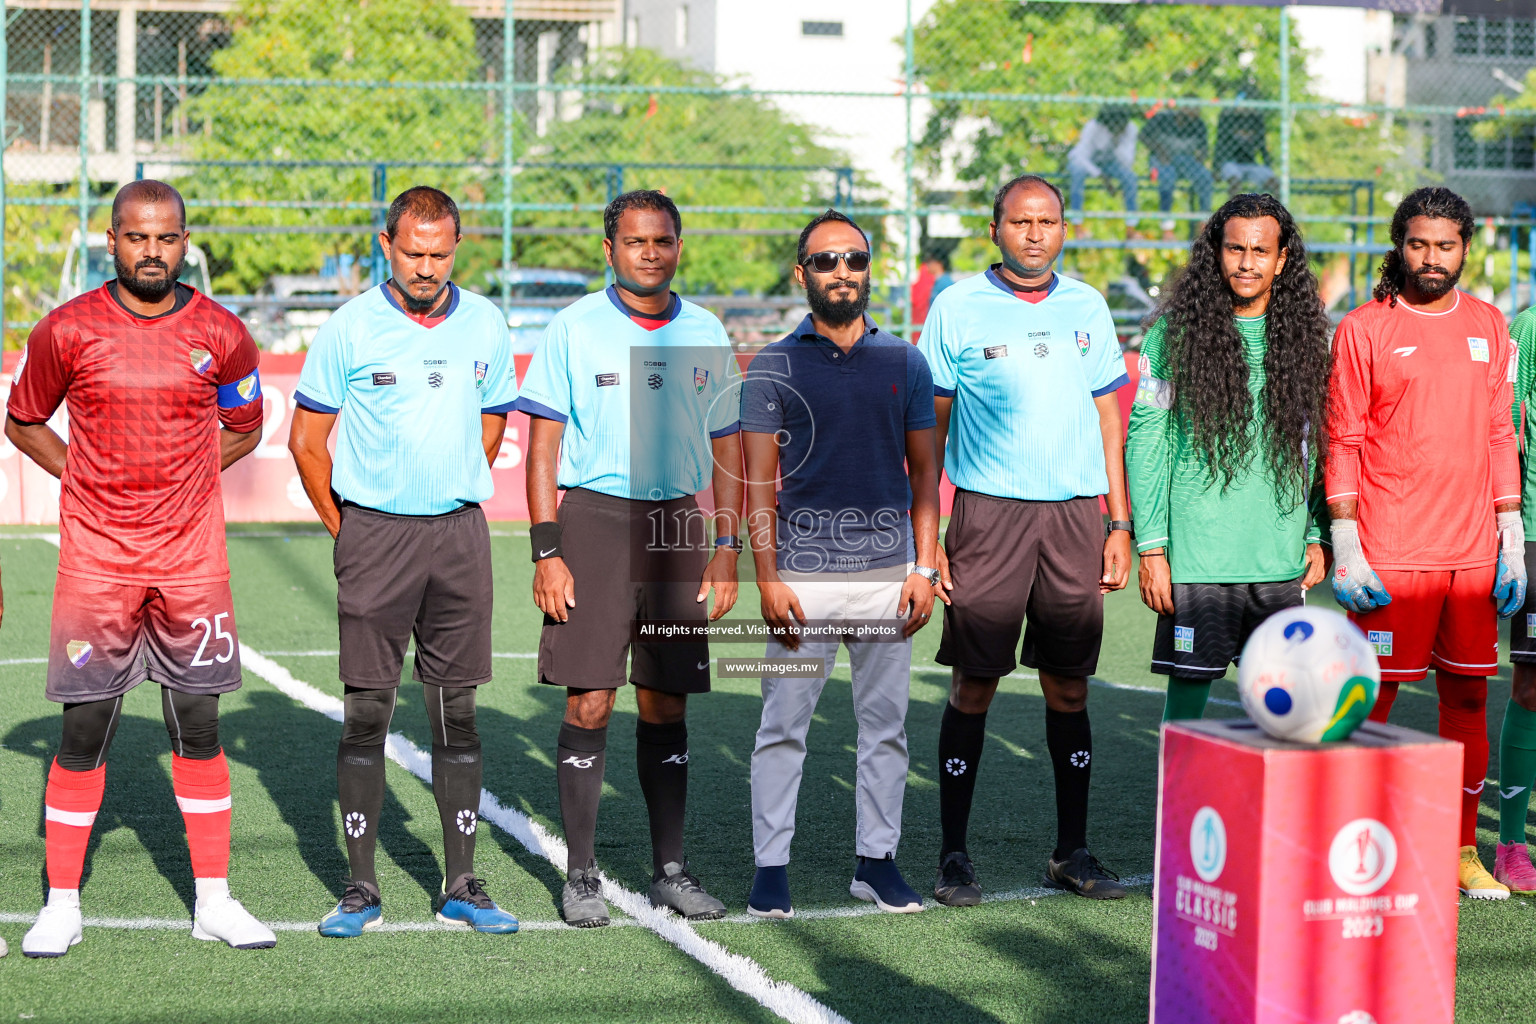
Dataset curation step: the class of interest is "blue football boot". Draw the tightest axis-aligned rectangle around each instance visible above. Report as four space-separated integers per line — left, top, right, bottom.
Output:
318 881 383 938
434 874 519 934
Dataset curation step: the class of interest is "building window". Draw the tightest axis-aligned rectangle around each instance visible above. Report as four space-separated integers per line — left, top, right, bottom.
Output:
1451 16 1536 57
626 15 639 47
802 21 844 38
676 5 689 47
1454 118 1536 171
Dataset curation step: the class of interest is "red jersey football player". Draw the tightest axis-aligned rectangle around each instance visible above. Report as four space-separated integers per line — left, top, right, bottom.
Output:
1326 186 1525 900
4 181 274 956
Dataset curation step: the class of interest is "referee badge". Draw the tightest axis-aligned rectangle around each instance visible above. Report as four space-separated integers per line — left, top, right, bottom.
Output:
474 360 489 389
694 367 709 394
1076 331 1091 355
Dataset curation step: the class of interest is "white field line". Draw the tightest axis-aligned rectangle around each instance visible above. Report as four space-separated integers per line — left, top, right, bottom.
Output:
239 645 852 1024
0 911 630 933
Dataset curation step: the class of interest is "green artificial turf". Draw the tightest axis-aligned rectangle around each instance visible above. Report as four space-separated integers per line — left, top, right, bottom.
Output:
0 525 1532 1023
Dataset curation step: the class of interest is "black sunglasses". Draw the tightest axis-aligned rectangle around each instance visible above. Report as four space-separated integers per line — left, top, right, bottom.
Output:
803 250 871 273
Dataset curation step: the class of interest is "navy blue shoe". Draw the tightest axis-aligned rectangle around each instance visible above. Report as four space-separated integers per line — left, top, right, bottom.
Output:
318 881 383 938
434 874 519 934
851 856 924 913
747 865 794 919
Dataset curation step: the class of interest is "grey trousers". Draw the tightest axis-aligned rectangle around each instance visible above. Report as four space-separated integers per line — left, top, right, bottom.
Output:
750 567 914 866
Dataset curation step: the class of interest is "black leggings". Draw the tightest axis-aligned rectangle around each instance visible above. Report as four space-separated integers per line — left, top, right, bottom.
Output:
57 688 221 772
340 684 478 748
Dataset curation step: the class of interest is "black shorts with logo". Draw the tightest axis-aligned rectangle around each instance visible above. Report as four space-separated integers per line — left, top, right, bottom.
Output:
937 490 1104 678
1508 541 1536 664
1150 577 1304 681
334 503 494 689
538 487 711 694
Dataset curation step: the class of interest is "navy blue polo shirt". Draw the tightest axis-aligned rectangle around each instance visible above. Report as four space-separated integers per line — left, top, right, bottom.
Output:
741 314 936 573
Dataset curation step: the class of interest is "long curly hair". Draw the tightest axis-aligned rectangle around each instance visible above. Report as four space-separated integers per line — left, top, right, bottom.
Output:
1373 186 1473 307
1148 193 1332 504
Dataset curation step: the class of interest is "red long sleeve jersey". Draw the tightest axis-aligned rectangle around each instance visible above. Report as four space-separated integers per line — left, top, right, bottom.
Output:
1324 292 1518 570
6 286 263 585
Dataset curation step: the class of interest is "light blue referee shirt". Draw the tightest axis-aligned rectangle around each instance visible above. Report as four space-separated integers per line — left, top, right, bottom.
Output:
513 287 741 500
294 282 518 515
918 267 1129 501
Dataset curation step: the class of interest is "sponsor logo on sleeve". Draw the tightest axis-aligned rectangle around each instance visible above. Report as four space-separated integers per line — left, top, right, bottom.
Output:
694 367 709 394
12 345 28 383
372 372 397 386
474 360 489 389
984 345 1009 360
188 349 214 375
1076 330 1091 355
596 372 620 387
1469 336 1489 362
1510 346 1520 384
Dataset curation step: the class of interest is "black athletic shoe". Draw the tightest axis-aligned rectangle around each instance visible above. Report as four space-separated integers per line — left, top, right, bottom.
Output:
562 861 610 928
1044 848 1127 900
649 861 726 921
934 850 983 907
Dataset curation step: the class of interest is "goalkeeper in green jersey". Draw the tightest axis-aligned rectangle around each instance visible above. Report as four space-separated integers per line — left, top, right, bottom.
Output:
1126 193 1333 720
1497 306 1536 892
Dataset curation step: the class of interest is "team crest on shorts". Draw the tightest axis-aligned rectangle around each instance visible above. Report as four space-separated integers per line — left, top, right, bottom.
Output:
474 361 489 389
1076 331 1091 355
1526 613 1536 639
694 367 709 394
188 349 213 375
1174 626 1194 653
1367 630 1393 656
66 640 93 668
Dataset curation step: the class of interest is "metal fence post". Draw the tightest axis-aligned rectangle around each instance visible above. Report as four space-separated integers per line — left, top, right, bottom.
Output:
1512 226 1520 319
500 0 514 321
77 0 92 293
903 0 916 337
1278 6 1291 210
371 162 387 287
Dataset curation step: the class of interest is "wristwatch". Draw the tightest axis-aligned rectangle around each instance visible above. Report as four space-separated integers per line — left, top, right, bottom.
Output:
1106 520 1135 539
913 565 942 586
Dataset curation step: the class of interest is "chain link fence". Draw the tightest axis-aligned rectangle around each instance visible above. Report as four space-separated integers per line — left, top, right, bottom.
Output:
4 0 1536 349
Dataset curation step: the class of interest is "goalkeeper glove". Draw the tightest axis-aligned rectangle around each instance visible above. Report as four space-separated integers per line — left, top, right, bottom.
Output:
1329 520 1392 614
1494 511 1527 620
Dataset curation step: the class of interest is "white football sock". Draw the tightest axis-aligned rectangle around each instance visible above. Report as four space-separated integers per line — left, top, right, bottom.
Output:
195 877 230 908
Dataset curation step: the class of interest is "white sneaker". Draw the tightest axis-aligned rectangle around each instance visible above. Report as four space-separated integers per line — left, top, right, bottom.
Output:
191 895 276 949
1 935 10 957
22 896 83 958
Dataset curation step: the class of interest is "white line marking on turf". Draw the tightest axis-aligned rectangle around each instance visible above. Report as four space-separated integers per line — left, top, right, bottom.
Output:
239 645 852 1024
0 911 626 933
0 658 48 665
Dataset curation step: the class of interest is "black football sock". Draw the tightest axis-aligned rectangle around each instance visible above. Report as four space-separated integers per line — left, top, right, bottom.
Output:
1045 707 1093 860
635 719 689 878
937 702 988 857
432 743 483 885
557 722 607 879
337 742 387 887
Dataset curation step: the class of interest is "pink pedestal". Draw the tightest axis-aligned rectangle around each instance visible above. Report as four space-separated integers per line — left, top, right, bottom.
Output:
1151 719 1461 1024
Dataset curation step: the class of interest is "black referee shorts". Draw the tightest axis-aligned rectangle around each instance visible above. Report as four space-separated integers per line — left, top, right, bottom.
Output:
1150 577 1304 681
334 503 494 689
537 487 711 694
1508 541 1536 665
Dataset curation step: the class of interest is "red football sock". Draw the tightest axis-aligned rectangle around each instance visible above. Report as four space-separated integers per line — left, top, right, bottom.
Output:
1435 671 1489 848
44 759 106 890
172 752 231 879
1368 680 1400 723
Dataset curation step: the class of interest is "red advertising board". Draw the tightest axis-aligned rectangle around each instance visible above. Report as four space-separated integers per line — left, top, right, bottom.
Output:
1152 719 1461 1024
0 348 1140 524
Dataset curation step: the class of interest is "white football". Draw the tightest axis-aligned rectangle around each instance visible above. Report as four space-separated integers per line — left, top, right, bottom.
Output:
1237 606 1380 743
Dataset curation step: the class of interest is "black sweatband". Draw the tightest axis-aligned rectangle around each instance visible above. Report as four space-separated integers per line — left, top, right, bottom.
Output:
530 521 564 562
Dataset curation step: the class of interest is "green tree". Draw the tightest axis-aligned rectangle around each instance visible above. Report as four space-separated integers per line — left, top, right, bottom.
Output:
515 47 864 295
183 0 488 294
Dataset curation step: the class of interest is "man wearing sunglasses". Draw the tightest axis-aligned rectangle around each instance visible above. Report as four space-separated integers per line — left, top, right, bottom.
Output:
740 210 943 918
918 174 1133 906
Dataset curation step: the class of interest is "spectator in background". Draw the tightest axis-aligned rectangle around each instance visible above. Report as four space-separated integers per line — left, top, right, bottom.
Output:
912 252 954 329
1067 105 1141 230
1214 92 1275 192
1142 103 1213 236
